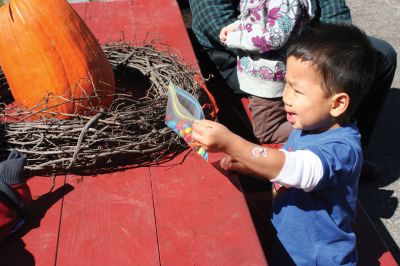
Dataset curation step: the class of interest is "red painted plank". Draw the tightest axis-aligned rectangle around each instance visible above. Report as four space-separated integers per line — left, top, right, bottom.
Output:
71 2 87 20
0 175 67 266
150 151 267 265
77 0 197 66
84 1 135 44
56 169 159 266
129 0 198 66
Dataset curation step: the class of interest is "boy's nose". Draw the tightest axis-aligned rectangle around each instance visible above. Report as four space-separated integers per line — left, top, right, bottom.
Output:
282 87 292 106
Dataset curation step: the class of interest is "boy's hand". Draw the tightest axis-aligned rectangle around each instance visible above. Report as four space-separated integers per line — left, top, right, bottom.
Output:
219 24 237 45
192 119 233 153
221 155 258 176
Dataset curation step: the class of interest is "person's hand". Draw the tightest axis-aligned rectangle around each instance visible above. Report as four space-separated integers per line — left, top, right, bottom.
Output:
192 119 234 153
219 24 237 45
220 155 257 176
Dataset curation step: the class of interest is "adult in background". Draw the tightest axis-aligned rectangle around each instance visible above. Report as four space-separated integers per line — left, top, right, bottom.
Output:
189 0 397 179
189 0 241 95
218 0 315 144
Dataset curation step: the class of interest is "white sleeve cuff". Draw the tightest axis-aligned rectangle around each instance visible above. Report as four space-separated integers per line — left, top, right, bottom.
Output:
271 149 324 192
230 20 241 31
226 31 242 49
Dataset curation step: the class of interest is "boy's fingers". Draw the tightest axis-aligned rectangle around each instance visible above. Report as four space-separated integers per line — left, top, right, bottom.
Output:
220 155 234 170
192 119 219 147
227 161 241 172
220 156 249 174
197 119 215 128
191 124 206 143
192 136 204 146
193 120 213 133
192 120 204 134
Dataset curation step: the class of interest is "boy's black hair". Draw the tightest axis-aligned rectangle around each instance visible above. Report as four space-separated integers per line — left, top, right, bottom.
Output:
287 23 376 115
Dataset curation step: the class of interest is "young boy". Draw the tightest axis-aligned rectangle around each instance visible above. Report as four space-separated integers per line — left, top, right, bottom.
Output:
192 24 376 264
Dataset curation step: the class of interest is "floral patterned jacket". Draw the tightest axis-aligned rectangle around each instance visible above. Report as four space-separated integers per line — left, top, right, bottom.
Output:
226 0 314 98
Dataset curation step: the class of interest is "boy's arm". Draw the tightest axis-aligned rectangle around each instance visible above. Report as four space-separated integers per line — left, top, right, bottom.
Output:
192 120 286 181
226 0 305 53
192 120 325 190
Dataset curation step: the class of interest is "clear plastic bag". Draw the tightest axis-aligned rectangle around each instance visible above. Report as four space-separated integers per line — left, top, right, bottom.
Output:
165 82 208 160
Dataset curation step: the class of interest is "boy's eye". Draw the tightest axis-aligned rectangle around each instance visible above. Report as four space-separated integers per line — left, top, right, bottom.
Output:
284 80 303 94
292 87 303 94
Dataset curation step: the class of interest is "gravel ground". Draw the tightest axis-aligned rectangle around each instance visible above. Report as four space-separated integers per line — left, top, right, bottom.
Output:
346 0 400 261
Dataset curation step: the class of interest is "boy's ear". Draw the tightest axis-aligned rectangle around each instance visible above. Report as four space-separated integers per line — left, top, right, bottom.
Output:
330 93 349 117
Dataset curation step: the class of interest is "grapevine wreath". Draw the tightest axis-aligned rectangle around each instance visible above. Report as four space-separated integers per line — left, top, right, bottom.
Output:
0 42 217 175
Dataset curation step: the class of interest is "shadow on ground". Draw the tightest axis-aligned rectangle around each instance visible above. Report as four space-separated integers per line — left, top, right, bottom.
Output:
360 88 400 262
0 184 74 266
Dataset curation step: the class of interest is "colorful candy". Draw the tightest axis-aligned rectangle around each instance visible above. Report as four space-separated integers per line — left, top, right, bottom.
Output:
165 116 208 160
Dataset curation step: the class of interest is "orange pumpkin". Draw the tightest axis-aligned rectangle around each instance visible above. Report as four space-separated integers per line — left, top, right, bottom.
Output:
0 0 115 119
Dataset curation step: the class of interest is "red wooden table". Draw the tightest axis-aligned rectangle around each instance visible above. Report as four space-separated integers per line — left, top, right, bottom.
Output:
0 1 267 265
1 1 397 265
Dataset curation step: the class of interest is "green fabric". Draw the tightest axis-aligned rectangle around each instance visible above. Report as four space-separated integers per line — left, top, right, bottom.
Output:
190 0 352 50
318 0 352 24
189 0 238 49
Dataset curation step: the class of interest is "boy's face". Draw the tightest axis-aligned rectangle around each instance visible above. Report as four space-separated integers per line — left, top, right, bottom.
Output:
283 56 339 132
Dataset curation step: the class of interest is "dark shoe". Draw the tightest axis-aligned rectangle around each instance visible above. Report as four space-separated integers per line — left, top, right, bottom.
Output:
359 160 380 183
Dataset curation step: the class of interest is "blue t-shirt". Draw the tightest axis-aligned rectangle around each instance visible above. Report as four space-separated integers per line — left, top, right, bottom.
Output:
271 121 362 265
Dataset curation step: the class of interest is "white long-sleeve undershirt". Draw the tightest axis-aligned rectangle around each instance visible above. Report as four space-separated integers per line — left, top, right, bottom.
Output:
271 149 324 192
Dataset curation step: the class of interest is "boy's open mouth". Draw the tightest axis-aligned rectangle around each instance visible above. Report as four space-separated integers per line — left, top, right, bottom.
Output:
286 112 296 123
